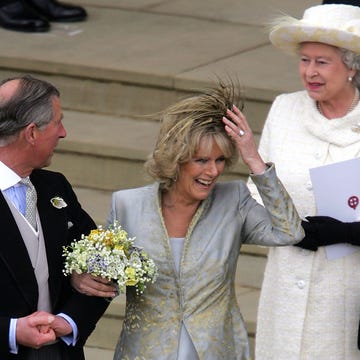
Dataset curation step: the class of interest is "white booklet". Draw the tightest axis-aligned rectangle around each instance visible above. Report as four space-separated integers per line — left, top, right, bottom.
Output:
309 157 360 260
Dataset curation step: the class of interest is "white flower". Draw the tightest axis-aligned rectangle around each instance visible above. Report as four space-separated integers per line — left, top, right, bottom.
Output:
50 197 67 209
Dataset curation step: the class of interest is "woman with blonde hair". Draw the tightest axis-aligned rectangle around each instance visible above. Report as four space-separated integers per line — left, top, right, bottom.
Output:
72 81 303 359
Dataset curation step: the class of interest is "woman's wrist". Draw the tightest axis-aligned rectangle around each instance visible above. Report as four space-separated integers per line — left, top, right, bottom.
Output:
249 162 270 176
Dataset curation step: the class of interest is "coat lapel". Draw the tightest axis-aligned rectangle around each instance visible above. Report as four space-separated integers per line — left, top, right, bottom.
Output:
31 173 67 308
0 192 38 309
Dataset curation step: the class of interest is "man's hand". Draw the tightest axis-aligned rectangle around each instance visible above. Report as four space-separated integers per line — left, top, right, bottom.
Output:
71 272 118 298
16 311 56 348
49 316 72 338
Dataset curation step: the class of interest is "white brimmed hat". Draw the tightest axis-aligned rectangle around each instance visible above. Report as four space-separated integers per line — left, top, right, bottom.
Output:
269 4 360 55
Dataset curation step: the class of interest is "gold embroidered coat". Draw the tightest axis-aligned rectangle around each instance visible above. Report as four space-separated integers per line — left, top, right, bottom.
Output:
108 164 303 360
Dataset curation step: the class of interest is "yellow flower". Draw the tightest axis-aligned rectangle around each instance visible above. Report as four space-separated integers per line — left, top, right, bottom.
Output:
118 230 128 241
90 229 100 237
125 267 138 286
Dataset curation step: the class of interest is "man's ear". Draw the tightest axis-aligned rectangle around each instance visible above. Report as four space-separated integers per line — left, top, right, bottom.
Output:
23 123 37 144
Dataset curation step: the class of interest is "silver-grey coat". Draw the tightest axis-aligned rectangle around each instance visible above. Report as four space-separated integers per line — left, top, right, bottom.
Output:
108 164 304 360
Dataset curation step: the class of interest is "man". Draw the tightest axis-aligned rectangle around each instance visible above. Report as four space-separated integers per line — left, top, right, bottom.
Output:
0 0 87 32
0 75 110 359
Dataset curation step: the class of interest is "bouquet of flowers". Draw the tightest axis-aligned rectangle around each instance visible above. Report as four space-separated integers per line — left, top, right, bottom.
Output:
63 221 158 295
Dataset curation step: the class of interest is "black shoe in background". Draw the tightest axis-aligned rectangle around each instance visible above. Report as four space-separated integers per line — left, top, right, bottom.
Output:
26 0 87 22
0 0 49 32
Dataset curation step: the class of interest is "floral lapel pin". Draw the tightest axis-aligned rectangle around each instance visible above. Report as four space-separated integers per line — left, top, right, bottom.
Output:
50 196 67 209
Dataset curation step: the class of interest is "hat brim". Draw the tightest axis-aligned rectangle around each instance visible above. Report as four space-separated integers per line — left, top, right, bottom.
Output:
270 24 360 55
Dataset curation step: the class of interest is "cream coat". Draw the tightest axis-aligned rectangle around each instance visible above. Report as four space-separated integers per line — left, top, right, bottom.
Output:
251 91 360 360
108 165 303 360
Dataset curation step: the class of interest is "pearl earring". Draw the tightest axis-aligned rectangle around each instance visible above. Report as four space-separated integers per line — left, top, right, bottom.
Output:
348 76 353 82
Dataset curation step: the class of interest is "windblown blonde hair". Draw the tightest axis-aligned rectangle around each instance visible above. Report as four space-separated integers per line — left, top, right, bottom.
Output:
144 80 244 191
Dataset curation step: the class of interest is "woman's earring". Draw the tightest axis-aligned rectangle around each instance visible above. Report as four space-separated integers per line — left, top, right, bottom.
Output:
348 76 353 82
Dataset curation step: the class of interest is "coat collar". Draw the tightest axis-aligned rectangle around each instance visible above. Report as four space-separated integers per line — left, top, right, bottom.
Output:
301 91 360 147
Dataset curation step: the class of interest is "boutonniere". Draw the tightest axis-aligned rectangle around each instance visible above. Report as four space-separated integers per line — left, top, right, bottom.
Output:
50 196 67 209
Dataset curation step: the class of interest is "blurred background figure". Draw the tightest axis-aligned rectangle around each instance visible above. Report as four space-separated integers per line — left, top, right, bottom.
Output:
0 0 87 32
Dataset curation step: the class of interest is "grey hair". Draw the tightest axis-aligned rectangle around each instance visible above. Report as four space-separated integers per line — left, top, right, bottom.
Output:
339 48 360 89
0 74 60 145
144 80 243 191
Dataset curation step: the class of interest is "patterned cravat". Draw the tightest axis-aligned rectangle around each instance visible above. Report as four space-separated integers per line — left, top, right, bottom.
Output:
20 177 38 230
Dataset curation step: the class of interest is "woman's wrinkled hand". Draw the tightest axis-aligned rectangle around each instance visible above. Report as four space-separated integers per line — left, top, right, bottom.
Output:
71 271 118 298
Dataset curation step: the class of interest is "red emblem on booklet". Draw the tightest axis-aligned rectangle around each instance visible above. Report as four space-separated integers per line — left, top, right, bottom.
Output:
348 196 359 210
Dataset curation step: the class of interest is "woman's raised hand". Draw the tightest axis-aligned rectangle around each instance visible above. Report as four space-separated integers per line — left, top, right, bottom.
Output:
222 105 266 175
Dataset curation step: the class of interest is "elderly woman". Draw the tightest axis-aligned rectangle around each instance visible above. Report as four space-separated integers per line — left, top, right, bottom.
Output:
73 82 303 359
248 4 360 360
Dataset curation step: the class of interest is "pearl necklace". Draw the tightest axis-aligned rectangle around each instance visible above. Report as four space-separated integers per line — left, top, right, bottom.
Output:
316 87 360 117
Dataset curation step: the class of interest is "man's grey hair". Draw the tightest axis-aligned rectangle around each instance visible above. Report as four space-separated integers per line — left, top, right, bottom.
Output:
0 74 60 146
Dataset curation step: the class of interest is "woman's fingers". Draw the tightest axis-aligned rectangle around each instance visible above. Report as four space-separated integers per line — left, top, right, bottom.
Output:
223 105 250 138
222 106 266 175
